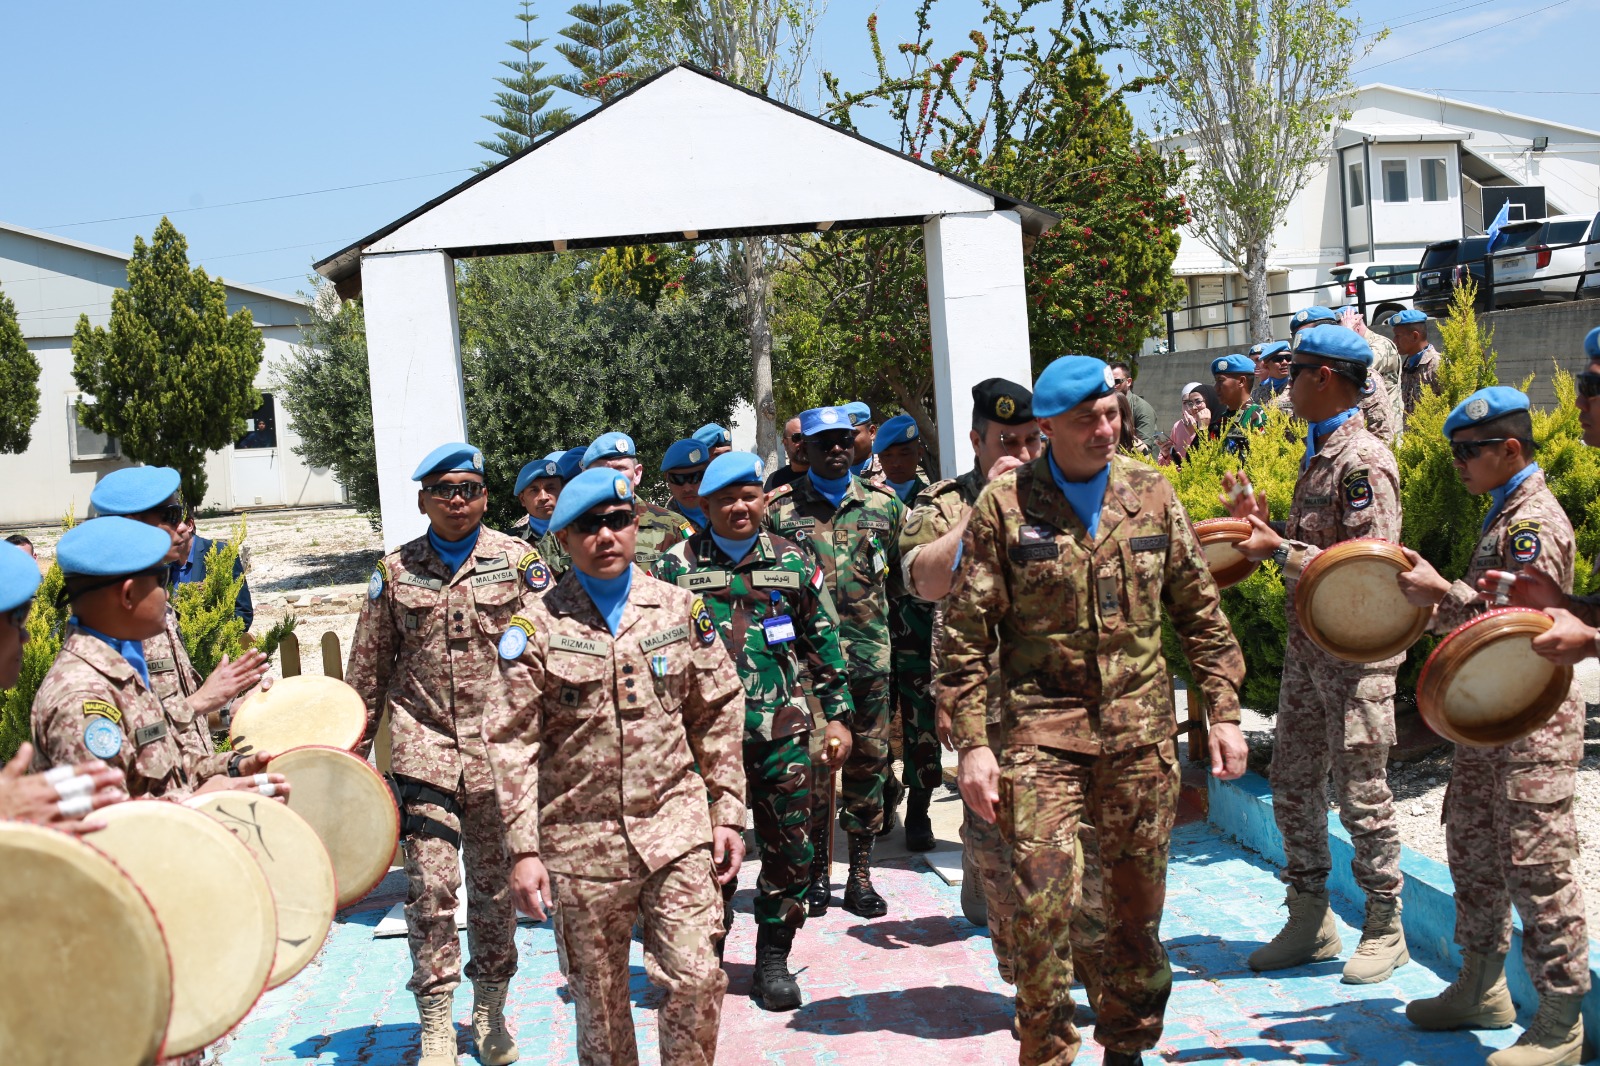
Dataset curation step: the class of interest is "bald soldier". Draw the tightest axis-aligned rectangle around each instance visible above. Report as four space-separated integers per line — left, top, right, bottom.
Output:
582 432 692 568
490 468 746 1066
945 357 1248 1066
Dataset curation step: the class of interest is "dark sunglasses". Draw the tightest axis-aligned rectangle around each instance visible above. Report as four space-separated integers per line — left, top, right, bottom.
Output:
6 600 30 630
1289 361 1365 387
1263 353 1292 364
666 471 704 486
1449 438 1514 461
571 509 636 535
788 433 804 443
1576 371 1600 399
136 500 190 528
425 482 486 502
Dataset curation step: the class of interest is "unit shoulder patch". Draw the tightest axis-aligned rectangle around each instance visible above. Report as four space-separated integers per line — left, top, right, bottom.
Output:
1342 467 1373 511
691 596 717 645
1509 519 1542 565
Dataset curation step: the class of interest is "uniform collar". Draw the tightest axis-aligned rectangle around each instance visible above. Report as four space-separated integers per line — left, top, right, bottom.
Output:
63 624 142 686
1024 453 1140 542
1484 463 1542 532
691 527 775 567
795 470 865 511
545 564 661 638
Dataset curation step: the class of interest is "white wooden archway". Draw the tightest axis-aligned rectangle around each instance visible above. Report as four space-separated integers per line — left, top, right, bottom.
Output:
316 64 1057 550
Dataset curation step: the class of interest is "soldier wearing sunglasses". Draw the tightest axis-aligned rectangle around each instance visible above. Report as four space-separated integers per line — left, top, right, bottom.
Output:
581 431 693 568
346 442 541 1066
660 438 711 534
764 416 809 492
1249 341 1294 414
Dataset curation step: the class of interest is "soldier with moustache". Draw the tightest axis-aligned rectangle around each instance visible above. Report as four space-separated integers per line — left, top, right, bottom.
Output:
661 438 712 535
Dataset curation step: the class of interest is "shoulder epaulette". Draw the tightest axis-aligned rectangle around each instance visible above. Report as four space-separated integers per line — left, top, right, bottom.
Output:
766 482 796 500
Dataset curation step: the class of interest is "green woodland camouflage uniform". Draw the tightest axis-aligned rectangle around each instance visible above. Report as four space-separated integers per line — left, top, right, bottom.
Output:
653 530 853 930
487 569 745 1066
1431 468 1588 997
346 525 540 998
636 500 693 569
515 522 570 588
941 453 1245 1064
765 475 904 836
888 473 941 791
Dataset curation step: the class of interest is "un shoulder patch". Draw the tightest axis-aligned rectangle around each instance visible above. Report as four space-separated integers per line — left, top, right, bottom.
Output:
691 596 717 645
1509 520 1542 564
498 615 537 660
1342 467 1373 511
368 561 388 600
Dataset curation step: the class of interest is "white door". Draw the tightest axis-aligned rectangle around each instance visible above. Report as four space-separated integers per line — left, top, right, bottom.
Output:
230 394 285 508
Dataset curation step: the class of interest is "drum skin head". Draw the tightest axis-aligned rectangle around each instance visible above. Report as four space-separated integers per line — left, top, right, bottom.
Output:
188 793 337 989
0 823 172 1066
1419 608 1572 747
88 801 276 1057
230 674 367 755
1294 539 1429 663
271 746 399 908
1194 518 1260 589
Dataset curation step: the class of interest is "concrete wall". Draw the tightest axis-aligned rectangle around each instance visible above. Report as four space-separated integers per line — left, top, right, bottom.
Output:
1131 298 1600 430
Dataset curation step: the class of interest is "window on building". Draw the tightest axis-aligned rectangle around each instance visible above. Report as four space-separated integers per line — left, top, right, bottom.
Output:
1421 158 1448 202
1382 160 1409 203
1348 162 1365 207
68 400 119 461
235 394 278 450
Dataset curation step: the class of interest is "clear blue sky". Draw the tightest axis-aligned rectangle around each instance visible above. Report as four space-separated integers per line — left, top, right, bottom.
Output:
2 0 1595 298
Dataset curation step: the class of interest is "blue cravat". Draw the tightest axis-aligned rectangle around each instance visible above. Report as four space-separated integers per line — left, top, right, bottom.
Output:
74 618 150 687
711 532 758 562
1047 450 1111 540
849 459 869 477
526 516 550 539
886 478 919 502
575 568 633 636
427 526 481 575
680 505 709 531
1302 408 1361 470
808 470 851 508
1484 463 1540 533
1266 377 1288 394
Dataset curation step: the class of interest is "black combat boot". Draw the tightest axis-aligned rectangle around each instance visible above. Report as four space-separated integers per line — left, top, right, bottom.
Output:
805 847 831 917
750 924 803 1011
842 832 888 918
1103 1051 1144 1066
877 777 904 836
904 787 935 851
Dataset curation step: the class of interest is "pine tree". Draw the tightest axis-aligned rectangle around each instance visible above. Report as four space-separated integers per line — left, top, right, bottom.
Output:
478 1 575 165
70 218 264 504
555 2 637 104
0 284 41 453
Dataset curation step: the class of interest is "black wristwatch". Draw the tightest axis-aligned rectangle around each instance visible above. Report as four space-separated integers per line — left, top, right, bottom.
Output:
1272 544 1291 571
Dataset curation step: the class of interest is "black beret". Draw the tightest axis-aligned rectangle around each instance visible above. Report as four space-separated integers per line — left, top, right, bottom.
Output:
972 377 1034 425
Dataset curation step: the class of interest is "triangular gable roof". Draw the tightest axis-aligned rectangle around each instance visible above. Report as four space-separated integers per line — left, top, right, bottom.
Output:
315 63 1057 295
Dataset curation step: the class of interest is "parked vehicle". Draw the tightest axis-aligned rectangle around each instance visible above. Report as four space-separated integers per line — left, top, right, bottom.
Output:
1493 215 1593 304
1576 210 1600 300
1413 234 1543 315
1329 263 1417 322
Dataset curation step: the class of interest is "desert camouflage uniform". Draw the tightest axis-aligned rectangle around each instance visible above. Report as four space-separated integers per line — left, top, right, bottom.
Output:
1358 371 1398 444
1401 346 1444 418
1366 329 1405 430
888 474 940 790
1251 378 1293 415
143 608 234 778
346 525 538 997
487 568 745 1066
653 530 852 930
941 453 1245 1063
1275 414 1404 906
765 475 904 836
636 500 694 569
1430 467 1588 996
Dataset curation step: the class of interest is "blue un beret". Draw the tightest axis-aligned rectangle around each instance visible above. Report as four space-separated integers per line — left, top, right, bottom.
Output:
412 443 484 481
57 517 173 578
90 466 182 516
1585 327 1600 359
1387 308 1428 327
1293 324 1372 366
549 468 635 534
0 541 41 614
514 458 561 496
542 450 566 464
1259 341 1290 359
841 402 873 427
581 432 635 470
1211 353 1255 376
556 447 586 481
873 414 920 454
699 451 765 498
660 439 710 472
1290 306 1340 333
1444 387 1530 437
800 407 852 437
692 423 731 450
1032 356 1115 419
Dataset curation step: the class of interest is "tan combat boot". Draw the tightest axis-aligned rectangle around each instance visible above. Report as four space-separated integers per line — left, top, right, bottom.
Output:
1342 897 1409 984
1247 886 1342 972
1405 951 1515 1030
471 979 519 1065
415 992 459 1066
1487 993 1584 1066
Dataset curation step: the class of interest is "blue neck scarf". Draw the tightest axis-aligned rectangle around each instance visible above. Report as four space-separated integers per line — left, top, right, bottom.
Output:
1484 462 1540 533
74 618 150 687
1302 407 1360 470
680 505 708 531
850 458 870 477
711 532 759 562
1405 345 1435 371
428 526 481 574
1047 450 1111 540
808 470 851 508
575 567 632 636
1265 376 1288 394
886 478 919 502
525 516 550 539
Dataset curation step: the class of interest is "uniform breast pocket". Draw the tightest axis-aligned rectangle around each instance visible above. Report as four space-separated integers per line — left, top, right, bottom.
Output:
547 654 608 720
1007 539 1079 634
1122 536 1168 625
473 578 521 637
133 734 178 786
392 585 440 642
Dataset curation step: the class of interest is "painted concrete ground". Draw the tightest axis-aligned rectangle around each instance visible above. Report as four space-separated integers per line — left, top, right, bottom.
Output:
216 817 1528 1065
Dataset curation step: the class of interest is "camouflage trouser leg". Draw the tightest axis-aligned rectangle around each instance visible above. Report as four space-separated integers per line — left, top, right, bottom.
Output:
893 656 942 790
1002 741 1179 1064
962 796 1019 982
1447 747 1591 996
835 673 892 835
402 786 517 995
747 733 815 929
1271 650 1403 902
1071 823 1106 1001
552 846 728 1066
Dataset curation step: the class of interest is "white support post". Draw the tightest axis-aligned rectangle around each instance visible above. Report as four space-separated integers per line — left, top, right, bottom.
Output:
361 250 469 551
923 210 1035 479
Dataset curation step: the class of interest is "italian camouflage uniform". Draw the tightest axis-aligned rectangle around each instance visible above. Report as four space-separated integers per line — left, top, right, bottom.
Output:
905 465 1107 993
1430 467 1588 997
666 498 709 535
888 475 940 791
1367 329 1405 430
941 453 1245 1063
1274 413 1404 907
346 525 539 997
1252 378 1293 415
765 474 904 836
487 568 745 1066
653 530 852 930
636 500 693 569
1402 346 1444 417
1358 371 1398 444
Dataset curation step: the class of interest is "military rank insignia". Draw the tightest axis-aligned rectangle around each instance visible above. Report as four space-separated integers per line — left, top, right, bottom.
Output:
1509 520 1542 564
691 596 717 645
368 561 388 600
519 551 551 592
1343 468 1372 511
